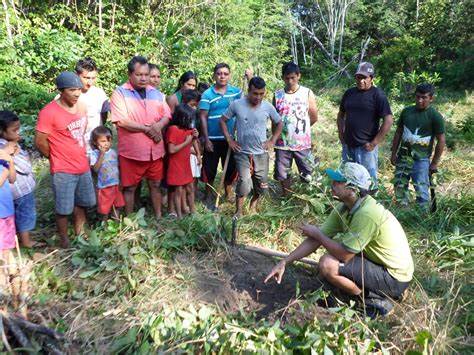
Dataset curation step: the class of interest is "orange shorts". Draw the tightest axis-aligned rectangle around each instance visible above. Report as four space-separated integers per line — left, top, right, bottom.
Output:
97 185 125 215
119 155 163 187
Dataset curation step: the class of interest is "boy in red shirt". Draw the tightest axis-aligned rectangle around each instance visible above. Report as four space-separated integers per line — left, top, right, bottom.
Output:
35 72 96 248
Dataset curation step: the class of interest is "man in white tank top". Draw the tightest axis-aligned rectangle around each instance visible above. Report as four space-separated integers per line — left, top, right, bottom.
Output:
273 62 318 194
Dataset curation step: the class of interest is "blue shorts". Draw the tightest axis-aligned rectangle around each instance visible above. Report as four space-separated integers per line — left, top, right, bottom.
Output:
14 191 36 233
52 171 96 215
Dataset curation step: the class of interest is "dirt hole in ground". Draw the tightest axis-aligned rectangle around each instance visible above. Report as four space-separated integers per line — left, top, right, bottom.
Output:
178 248 333 323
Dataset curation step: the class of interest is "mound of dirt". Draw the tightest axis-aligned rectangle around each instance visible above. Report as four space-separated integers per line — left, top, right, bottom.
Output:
185 247 331 321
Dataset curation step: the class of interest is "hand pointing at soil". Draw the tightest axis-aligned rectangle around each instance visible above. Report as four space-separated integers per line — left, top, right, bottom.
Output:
264 260 286 284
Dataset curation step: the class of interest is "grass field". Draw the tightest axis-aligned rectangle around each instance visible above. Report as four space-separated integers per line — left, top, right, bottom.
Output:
4 88 473 353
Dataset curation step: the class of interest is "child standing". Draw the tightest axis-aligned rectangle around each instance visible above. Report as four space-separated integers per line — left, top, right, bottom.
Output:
0 111 36 248
0 143 17 287
166 104 199 218
182 90 202 196
89 126 125 220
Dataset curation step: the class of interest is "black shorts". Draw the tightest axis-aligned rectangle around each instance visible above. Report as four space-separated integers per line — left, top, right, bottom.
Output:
339 255 409 299
201 140 237 184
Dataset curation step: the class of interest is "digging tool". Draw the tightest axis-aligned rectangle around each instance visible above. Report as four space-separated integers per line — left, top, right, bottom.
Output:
429 168 437 213
231 215 239 245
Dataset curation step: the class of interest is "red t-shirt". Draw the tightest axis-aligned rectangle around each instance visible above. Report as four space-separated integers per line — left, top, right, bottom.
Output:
36 100 89 174
166 125 193 186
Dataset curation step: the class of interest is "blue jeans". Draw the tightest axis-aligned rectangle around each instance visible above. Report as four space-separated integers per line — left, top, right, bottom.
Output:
394 157 430 205
342 144 378 187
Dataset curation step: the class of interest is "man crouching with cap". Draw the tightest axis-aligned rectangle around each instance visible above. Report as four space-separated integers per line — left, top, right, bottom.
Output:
36 71 96 248
264 162 414 317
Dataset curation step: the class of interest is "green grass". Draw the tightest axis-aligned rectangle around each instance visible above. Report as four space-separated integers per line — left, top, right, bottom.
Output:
6 89 474 353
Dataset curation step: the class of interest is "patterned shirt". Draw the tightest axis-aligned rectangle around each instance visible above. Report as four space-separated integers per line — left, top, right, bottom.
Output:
90 148 120 189
0 139 36 200
274 86 313 151
199 84 242 140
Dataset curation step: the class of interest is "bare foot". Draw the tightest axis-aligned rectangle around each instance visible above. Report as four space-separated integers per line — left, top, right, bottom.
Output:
19 232 35 248
59 236 70 249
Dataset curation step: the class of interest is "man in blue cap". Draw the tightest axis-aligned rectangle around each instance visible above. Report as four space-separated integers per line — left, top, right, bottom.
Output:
36 71 96 248
265 162 414 317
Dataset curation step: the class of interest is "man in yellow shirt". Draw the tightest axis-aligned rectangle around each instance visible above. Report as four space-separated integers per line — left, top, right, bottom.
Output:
265 162 414 317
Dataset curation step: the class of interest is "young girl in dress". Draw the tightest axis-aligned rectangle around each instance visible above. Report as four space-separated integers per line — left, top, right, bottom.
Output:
166 104 200 218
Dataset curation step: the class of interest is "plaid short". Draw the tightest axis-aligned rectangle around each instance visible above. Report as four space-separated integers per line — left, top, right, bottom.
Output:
52 171 96 215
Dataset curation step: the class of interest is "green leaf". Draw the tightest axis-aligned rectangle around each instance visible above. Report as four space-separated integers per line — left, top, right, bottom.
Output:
118 244 129 258
89 231 100 247
71 255 84 267
415 329 432 346
123 217 134 227
136 208 146 219
79 268 100 279
267 329 276 342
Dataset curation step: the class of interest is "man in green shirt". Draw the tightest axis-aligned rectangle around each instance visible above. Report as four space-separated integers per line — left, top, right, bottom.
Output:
264 162 414 317
391 83 446 206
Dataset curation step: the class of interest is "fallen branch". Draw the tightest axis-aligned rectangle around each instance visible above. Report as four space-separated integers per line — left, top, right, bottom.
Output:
2 314 32 349
0 315 12 352
242 245 318 267
9 314 64 340
0 311 64 352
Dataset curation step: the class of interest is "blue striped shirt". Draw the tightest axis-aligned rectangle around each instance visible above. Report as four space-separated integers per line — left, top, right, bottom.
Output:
199 84 242 140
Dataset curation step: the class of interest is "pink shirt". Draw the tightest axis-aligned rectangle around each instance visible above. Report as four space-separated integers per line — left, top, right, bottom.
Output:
110 82 171 161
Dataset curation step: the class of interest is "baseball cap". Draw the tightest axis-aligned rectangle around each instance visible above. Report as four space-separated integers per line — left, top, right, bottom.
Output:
355 62 375 77
56 71 83 89
325 162 372 190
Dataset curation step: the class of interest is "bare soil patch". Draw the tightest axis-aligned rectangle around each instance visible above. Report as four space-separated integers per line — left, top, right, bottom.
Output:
179 247 332 322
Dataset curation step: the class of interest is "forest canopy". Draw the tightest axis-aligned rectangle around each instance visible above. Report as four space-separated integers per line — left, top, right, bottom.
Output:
1 0 472 96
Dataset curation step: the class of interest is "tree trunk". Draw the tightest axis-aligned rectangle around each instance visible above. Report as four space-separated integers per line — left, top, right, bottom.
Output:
110 2 116 33
293 18 350 78
98 0 103 37
300 28 307 64
2 0 13 45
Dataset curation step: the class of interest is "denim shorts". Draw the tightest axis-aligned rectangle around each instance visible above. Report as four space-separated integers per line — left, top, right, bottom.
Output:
234 152 269 197
52 171 96 215
274 148 313 182
14 191 36 233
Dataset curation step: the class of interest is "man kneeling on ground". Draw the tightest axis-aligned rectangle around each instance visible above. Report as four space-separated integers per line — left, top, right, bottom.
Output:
264 162 414 317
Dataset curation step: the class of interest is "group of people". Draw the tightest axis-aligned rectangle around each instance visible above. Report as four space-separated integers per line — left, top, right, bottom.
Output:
0 55 446 317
